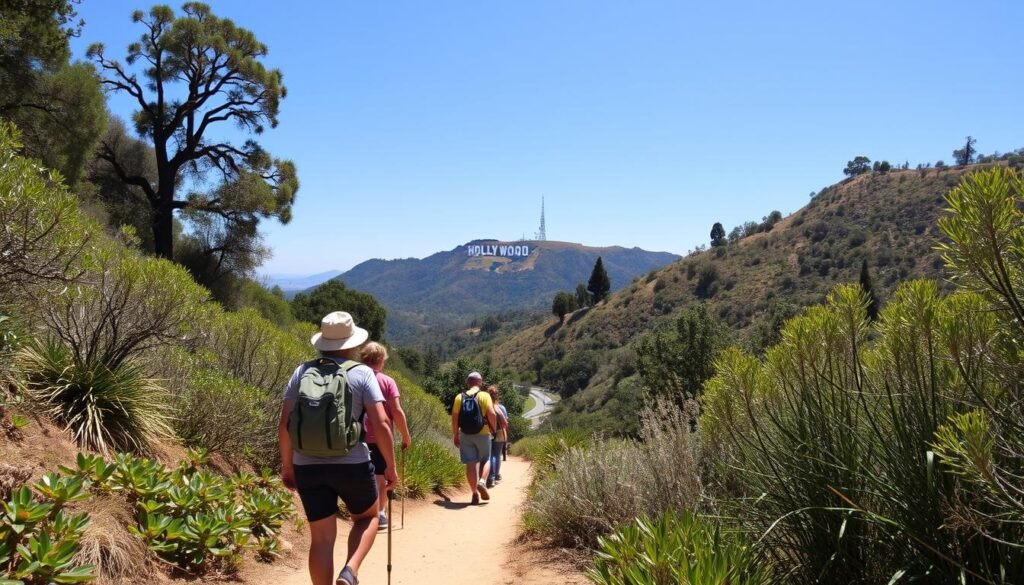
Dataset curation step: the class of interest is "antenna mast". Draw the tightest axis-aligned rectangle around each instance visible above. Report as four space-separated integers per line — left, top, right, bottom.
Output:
536 195 547 241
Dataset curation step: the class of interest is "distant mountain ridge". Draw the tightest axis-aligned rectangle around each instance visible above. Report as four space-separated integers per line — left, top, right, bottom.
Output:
262 270 343 292
330 240 680 342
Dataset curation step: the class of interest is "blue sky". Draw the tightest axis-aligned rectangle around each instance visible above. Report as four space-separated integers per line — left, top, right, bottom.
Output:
71 0 1024 276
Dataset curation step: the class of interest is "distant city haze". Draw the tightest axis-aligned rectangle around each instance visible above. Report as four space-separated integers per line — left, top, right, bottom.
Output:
70 0 1024 275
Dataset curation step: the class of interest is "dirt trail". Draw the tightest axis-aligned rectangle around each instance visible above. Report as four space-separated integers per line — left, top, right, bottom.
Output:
263 456 587 585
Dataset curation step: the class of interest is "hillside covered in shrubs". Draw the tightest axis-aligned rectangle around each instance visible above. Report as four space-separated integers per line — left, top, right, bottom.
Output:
0 120 465 582
484 160 1021 434
515 167 1024 583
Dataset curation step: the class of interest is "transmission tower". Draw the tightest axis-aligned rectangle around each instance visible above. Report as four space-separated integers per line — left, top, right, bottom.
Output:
536 196 547 241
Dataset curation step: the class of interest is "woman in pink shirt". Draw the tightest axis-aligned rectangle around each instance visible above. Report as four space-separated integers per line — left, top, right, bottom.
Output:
361 342 411 529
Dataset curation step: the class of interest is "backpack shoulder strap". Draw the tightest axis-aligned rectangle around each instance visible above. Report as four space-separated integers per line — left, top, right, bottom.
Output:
337 359 361 373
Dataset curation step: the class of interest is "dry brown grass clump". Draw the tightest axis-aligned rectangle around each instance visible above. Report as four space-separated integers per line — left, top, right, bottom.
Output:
73 495 151 585
523 397 702 548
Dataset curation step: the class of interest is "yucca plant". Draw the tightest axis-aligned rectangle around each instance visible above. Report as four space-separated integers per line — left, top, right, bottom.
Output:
703 279 1024 582
587 511 771 585
15 339 172 454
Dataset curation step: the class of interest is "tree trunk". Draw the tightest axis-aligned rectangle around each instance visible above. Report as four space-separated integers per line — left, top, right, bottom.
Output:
153 200 174 260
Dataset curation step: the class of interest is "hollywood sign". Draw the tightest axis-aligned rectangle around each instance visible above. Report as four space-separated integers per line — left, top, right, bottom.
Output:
466 243 531 257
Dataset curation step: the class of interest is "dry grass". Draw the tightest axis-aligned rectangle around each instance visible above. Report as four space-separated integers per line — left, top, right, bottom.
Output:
523 397 702 548
73 495 151 585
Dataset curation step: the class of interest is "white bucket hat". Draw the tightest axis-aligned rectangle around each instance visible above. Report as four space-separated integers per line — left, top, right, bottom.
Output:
310 311 369 352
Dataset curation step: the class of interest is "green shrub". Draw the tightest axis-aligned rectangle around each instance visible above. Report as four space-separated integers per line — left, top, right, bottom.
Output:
60 452 295 574
398 440 464 498
16 339 172 454
40 246 211 373
0 485 95 585
512 428 589 483
702 282 1024 583
0 123 95 306
169 357 268 457
587 511 770 585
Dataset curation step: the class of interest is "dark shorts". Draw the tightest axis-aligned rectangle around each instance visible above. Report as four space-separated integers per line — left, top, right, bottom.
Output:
294 462 378 522
368 444 388 475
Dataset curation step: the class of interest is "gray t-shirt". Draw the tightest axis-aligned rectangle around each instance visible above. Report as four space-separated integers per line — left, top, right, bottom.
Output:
283 359 384 465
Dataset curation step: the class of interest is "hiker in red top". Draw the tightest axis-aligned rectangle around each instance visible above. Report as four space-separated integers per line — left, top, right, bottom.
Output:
361 342 411 530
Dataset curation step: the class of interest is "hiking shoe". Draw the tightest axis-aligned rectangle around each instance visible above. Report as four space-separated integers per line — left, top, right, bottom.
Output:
337 565 358 585
471 492 480 505
477 480 490 500
486 477 495 489
496 474 503 481
377 512 388 530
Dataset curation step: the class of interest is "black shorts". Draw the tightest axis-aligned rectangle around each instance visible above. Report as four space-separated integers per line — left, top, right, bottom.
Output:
294 462 378 522
368 444 388 475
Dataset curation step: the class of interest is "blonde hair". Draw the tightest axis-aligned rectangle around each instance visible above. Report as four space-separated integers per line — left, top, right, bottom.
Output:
486 384 500 401
361 342 388 365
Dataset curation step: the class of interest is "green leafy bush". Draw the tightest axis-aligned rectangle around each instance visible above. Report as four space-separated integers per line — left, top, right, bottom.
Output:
0 485 95 584
59 452 295 574
398 440 465 499
16 339 172 454
587 511 770 585
0 123 95 307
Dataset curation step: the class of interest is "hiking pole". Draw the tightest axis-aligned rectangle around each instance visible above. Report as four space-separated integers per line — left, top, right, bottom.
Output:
387 489 395 585
400 447 406 529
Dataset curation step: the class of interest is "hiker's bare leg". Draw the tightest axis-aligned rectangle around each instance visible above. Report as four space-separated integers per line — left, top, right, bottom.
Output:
308 515 337 585
479 459 491 485
344 503 380 574
466 464 479 494
376 474 387 514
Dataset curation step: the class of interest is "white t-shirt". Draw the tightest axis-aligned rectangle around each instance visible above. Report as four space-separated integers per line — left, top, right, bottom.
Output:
283 359 384 465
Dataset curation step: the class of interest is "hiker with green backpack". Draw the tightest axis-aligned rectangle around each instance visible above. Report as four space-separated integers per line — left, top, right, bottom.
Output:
451 371 498 505
279 311 397 585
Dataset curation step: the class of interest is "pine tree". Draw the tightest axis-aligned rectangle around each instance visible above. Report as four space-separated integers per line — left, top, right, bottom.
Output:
588 257 611 304
859 259 880 321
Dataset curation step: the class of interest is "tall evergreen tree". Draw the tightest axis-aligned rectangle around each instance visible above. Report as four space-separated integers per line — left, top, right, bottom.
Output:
587 257 611 304
88 3 298 260
859 259 880 321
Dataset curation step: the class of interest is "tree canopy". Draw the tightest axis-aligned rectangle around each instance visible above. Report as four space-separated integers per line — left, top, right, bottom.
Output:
953 136 977 166
87 2 298 260
844 156 871 177
0 0 106 184
710 222 726 247
291 279 386 342
588 257 611 304
635 303 729 404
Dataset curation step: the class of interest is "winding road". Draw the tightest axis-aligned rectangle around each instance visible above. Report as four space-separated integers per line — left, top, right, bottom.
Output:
520 385 558 429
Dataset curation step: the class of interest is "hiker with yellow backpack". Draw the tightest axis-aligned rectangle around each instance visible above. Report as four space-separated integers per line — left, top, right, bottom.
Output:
279 312 397 585
451 371 498 505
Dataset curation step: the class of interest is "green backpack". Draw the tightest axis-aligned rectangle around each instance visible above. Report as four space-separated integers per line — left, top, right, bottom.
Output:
287 358 362 457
